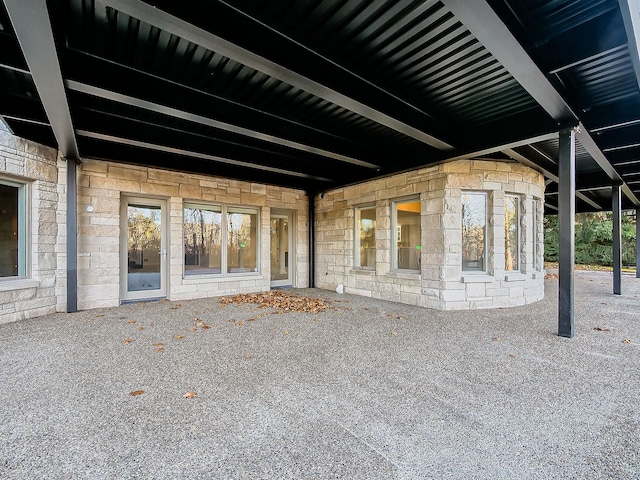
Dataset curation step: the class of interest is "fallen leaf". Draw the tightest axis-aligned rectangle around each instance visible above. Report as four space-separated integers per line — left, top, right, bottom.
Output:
508 354 517 358
196 321 205 327
189 327 197 332
127 320 136 324
156 347 164 352
95 314 105 318
283 330 289 335
175 335 184 340
236 321 244 326
130 390 144 396
623 339 632 344
183 391 196 399
315 318 320 322
152 342 164 347
247 318 255 322
202 325 211 330
245 354 251 359
492 337 502 342
594 327 610 332
137 327 144 331
220 290 333 314
123 338 133 344
391 331 398 336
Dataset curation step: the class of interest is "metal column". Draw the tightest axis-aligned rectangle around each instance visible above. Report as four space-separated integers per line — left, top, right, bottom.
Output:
66 159 78 312
308 191 316 288
558 129 576 338
637 208 640 278
612 185 622 295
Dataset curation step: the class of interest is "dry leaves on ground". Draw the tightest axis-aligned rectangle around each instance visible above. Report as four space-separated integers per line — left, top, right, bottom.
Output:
220 290 332 314
594 326 611 332
492 336 502 342
545 273 559 280
623 339 632 344
183 391 196 399
130 390 144 396
123 338 133 344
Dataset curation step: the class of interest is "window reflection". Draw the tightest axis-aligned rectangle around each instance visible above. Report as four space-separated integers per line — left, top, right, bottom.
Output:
505 196 519 271
357 207 376 268
184 206 222 275
462 192 486 271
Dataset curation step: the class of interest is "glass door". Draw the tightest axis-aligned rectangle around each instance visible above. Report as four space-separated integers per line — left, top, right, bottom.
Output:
270 211 293 287
121 197 167 301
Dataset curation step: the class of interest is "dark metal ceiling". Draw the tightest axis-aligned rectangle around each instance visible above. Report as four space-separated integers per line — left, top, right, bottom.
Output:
1 0 640 212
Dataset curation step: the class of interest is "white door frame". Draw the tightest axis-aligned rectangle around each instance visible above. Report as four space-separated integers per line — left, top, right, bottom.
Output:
120 196 168 302
270 210 294 287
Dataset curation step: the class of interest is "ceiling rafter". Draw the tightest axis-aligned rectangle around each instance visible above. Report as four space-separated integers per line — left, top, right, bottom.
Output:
100 0 454 151
4 0 79 160
66 80 379 170
76 130 331 183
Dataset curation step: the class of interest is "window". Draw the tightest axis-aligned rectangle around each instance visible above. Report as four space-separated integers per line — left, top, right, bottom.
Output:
393 199 421 271
462 192 487 272
227 208 258 274
533 198 541 271
355 206 376 268
184 205 222 275
0 179 26 278
183 204 258 276
504 195 520 271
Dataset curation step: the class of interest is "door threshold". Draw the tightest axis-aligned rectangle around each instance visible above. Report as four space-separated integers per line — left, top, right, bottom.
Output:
121 296 166 304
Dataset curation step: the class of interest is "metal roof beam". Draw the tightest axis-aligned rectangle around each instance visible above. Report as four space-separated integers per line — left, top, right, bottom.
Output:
76 130 330 183
101 0 453 151
4 0 79 160
503 147 602 211
66 80 379 170
618 0 640 94
442 0 639 207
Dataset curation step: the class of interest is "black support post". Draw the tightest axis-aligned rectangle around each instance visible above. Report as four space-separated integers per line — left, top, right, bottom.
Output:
637 208 640 279
66 159 78 312
308 191 316 289
612 185 622 295
558 129 575 338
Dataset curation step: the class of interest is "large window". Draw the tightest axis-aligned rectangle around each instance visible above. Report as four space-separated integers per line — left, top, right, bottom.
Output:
504 195 520 271
184 204 258 276
0 179 26 278
355 206 376 268
393 199 421 271
227 208 258 274
462 192 487 272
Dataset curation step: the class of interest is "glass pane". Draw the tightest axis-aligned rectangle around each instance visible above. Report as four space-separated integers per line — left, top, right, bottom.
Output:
184 207 222 275
0 184 19 277
358 208 376 268
462 193 486 271
270 216 289 281
396 201 421 270
505 196 519 271
127 205 162 292
227 210 257 274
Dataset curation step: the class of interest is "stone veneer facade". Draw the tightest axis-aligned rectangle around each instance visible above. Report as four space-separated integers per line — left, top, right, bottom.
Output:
0 128 308 324
1 125 546 324
315 159 545 310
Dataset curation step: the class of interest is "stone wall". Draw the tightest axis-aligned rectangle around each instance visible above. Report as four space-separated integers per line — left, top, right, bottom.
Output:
315 159 545 310
0 127 62 324
76 160 309 309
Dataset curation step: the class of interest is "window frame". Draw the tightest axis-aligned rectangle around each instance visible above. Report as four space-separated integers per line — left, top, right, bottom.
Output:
391 197 421 272
461 191 488 274
182 202 260 278
354 205 376 270
0 177 28 280
533 198 541 271
504 194 521 272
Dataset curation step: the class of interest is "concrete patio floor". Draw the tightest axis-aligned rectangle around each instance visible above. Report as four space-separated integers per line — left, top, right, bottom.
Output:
1 271 639 479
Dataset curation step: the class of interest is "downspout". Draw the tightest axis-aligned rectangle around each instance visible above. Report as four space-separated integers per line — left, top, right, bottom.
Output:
67 158 78 312
308 191 316 288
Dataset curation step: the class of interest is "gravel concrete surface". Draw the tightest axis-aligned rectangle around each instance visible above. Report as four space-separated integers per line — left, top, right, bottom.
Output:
1 270 639 479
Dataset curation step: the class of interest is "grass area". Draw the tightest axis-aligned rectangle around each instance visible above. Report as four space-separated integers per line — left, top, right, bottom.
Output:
544 262 636 273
